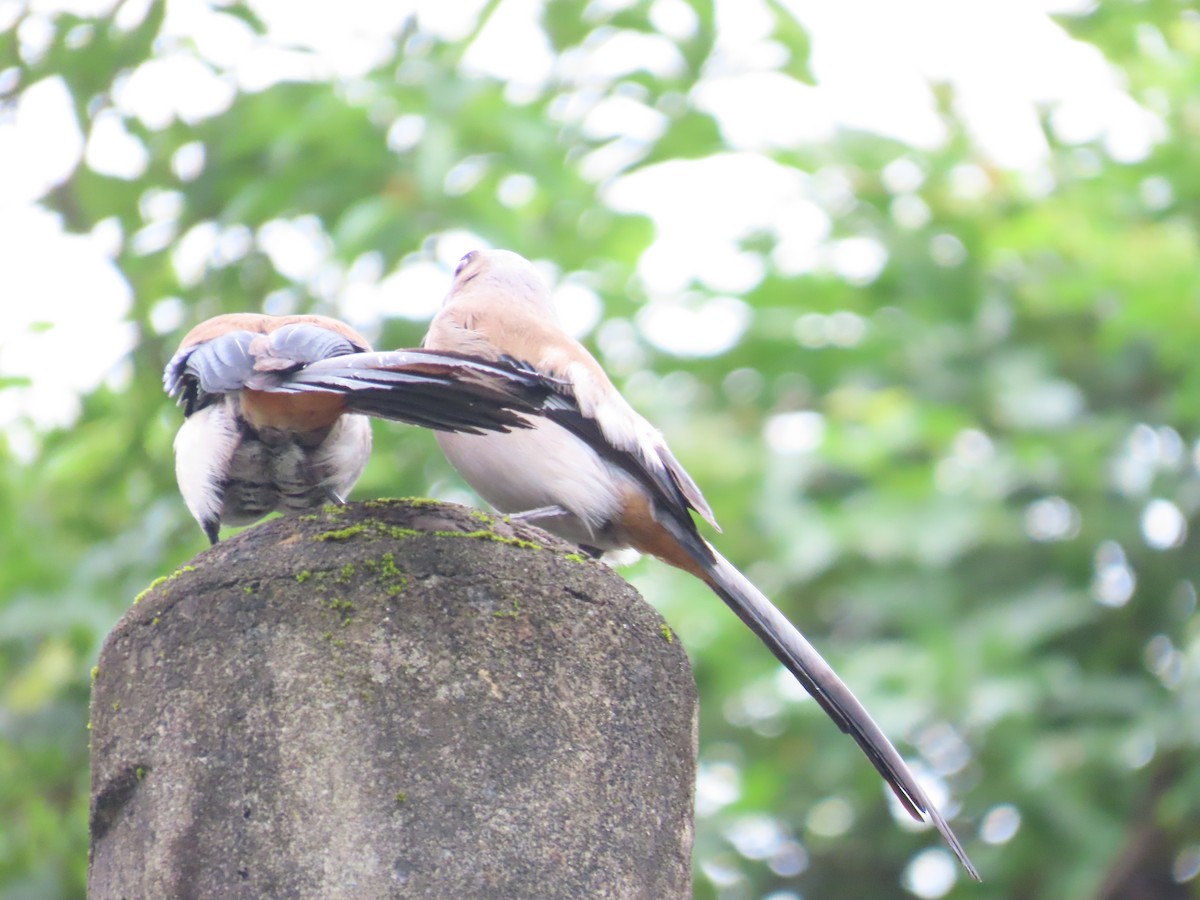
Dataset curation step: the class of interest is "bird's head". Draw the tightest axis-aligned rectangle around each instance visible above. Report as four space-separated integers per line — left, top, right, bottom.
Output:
448 249 557 320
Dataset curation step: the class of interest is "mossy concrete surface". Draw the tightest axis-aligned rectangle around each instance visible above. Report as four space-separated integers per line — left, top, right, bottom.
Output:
88 499 698 899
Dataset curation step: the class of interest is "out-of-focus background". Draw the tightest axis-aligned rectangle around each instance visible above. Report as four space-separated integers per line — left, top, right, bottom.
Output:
3 0 1199 897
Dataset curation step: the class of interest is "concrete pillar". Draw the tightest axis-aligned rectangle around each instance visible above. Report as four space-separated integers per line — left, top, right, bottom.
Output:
89 499 697 899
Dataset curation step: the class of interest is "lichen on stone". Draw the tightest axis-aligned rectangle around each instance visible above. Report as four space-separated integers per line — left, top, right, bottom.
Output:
434 529 542 551
492 598 521 619
132 565 198 605
313 523 370 542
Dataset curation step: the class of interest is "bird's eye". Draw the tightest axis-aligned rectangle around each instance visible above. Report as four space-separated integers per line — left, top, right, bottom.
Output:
454 251 477 277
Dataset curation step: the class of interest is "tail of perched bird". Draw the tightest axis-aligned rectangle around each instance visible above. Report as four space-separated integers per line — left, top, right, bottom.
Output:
163 313 568 543
701 550 976 877
423 248 981 879
542 397 979 879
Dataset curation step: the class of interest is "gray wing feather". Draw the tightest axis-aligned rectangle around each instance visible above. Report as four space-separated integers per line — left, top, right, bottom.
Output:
163 324 364 415
164 331 258 415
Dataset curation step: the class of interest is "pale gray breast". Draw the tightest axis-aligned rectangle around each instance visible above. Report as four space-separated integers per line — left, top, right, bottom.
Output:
435 419 630 550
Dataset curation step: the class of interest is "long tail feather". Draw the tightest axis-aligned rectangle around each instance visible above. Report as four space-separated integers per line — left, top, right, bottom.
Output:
700 547 980 881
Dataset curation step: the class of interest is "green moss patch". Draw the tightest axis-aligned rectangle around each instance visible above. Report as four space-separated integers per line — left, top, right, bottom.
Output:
133 565 198 605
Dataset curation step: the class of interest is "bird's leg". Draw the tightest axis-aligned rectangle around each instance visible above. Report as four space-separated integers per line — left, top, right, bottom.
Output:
504 505 570 523
506 506 603 557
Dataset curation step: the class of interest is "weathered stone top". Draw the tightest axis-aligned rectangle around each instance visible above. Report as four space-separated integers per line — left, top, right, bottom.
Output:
89 499 697 899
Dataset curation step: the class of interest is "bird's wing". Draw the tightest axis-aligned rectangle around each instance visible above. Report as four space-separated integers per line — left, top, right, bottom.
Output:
522 355 720 559
274 349 574 435
163 322 366 416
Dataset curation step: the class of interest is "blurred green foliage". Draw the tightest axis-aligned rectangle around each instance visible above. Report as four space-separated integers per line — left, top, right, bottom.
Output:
3 1 1200 897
